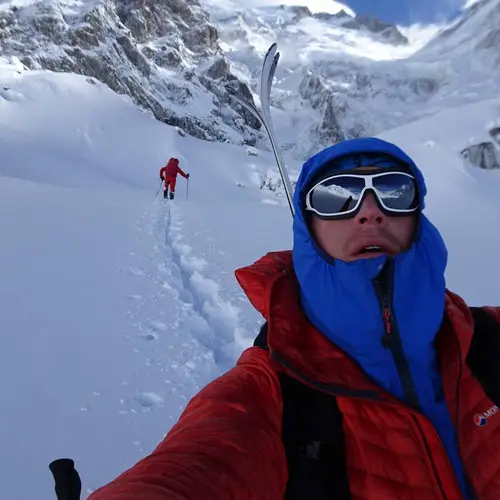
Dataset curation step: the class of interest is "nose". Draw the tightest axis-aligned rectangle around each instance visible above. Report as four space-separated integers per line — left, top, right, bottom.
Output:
355 191 385 225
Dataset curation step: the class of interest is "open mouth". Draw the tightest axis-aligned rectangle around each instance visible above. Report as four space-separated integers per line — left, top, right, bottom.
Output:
358 245 384 256
362 245 383 253
350 234 399 259
354 244 392 257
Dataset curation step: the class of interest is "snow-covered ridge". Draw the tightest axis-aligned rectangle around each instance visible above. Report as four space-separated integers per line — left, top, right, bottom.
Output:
0 0 265 144
0 0 498 160
0 0 498 159
417 0 500 70
203 0 500 158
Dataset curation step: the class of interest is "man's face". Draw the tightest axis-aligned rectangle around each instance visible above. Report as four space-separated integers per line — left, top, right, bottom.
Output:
309 167 417 262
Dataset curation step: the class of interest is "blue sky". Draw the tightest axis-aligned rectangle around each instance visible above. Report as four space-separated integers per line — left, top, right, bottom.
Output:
344 0 467 25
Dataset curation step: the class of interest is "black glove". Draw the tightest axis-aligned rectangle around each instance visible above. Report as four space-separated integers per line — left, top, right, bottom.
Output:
49 459 82 500
186 173 190 178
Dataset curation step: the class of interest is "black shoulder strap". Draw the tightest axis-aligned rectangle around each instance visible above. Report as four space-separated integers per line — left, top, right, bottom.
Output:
254 323 350 500
253 322 269 350
469 307 500 406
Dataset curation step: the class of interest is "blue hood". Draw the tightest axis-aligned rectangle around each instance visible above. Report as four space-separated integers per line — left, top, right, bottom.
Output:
292 137 470 497
292 137 447 361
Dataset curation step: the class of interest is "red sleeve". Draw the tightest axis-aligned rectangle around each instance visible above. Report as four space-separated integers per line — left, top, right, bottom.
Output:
176 165 188 178
88 348 287 500
160 166 167 178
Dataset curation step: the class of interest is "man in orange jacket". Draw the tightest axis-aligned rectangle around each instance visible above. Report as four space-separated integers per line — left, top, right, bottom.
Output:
90 138 500 499
160 157 189 200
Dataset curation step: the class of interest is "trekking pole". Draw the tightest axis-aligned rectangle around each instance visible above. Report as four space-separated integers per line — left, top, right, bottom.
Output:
186 178 189 200
49 459 82 500
155 179 163 198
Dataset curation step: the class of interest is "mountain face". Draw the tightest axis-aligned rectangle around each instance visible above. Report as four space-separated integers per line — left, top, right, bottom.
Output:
206 3 437 156
0 0 261 144
0 0 497 159
205 0 500 158
421 0 500 69
322 11 409 45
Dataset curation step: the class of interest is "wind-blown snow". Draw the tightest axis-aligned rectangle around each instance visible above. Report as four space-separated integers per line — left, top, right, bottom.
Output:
1 46 500 500
463 0 482 8
398 23 448 51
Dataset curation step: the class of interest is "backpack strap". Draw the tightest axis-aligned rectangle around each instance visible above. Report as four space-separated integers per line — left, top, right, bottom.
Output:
468 307 500 406
253 322 270 350
252 308 500 499
254 323 350 500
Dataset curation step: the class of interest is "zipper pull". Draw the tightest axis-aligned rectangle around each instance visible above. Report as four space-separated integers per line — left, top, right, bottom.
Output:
382 306 393 348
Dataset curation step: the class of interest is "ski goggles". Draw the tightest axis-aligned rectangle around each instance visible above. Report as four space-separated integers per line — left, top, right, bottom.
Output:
304 170 419 219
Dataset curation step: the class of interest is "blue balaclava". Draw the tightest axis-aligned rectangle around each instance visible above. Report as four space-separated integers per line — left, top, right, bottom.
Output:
292 137 469 497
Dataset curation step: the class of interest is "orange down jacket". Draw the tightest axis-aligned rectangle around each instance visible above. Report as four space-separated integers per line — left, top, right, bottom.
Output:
88 251 500 500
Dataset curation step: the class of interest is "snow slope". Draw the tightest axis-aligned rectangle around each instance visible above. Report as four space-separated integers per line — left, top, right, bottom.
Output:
1 60 500 499
0 60 294 499
378 98 500 305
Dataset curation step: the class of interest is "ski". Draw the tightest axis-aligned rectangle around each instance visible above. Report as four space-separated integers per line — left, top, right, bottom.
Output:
228 43 295 216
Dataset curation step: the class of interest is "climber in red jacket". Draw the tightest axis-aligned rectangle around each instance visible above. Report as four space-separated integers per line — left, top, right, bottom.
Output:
159 158 189 200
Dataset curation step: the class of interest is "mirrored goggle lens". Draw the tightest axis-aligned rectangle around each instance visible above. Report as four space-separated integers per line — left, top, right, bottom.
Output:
373 174 417 210
309 173 418 215
309 176 365 214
